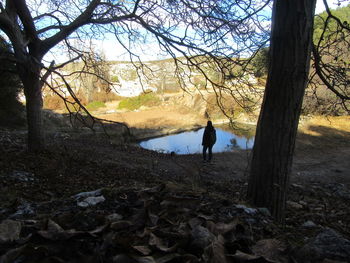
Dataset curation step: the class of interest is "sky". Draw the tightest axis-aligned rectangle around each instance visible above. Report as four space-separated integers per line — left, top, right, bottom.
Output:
42 0 349 64
98 0 350 62
315 0 348 13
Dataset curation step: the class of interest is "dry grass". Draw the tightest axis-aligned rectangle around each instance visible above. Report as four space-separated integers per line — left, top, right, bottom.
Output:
297 115 350 151
299 116 350 137
302 115 350 132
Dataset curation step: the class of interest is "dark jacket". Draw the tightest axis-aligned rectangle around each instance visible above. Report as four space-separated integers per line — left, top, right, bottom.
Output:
202 126 216 146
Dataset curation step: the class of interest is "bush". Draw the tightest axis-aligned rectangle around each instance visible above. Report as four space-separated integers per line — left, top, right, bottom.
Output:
302 86 350 116
90 91 123 102
85 101 106 111
43 94 88 112
118 93 161 110
43 95 64 110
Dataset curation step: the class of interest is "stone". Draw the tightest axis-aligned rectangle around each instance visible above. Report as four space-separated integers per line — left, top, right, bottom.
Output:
236 204 258 214
302 220 317 228
258 207 271 217
77 196 105 207
296 228 350 261
190 225 215 254
73 189 103 200
287 201 303 210
106 213 123 222
9 170 34 182
10 202 35 218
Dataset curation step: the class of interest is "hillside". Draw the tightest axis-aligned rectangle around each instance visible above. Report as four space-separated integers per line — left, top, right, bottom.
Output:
1 114 350 262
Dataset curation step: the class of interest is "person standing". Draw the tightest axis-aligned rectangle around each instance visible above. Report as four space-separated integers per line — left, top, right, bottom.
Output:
202 121 216 162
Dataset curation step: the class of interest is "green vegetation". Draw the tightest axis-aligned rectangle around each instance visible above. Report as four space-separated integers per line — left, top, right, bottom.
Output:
313 4 350 44
118 93 161 110
251 47 269 77
85 101 106 111
111 75 119 82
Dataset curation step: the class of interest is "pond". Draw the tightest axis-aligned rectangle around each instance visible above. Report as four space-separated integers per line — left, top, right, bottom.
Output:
139 124 255 154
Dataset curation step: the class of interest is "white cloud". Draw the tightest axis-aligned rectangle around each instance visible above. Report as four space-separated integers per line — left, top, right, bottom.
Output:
315 0 349 14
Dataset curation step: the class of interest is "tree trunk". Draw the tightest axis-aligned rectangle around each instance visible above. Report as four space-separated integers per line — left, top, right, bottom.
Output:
21 62 44 152
247 0 316 222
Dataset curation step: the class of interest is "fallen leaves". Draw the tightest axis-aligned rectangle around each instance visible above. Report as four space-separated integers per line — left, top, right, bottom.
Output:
0 184 285 262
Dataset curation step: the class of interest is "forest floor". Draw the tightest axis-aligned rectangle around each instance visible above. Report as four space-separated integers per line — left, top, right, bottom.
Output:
1 109 350 262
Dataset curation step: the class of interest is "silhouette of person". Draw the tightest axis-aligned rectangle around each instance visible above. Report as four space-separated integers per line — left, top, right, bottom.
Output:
202 121 216 162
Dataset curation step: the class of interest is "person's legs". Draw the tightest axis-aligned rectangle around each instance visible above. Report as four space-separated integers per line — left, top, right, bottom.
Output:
208 145 213 161
202 146 208 161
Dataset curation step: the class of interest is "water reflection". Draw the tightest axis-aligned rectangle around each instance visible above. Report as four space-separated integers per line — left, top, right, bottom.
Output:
139 125 255 154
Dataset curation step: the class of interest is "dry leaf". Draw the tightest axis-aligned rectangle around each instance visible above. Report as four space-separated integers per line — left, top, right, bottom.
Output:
252 239 288 263
205 235 228 263
149 233 178 252
0 219 21 243
206 220 237 236
229 250 275 262
133 245 152 256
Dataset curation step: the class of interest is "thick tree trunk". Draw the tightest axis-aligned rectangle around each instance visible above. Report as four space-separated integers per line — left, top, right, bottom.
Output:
247 0 316 222
21 63 44 152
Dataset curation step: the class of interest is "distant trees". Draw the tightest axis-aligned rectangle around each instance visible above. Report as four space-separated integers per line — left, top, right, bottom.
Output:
0 0 270 151
77 51 111 103
251 47 269 78
0 0 348 222
308 2 350 115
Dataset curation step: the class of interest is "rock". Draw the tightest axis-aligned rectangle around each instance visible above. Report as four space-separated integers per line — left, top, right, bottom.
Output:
0 220 21 243
296 228 350 261
73 189 103 200
9 170 34 182
190 225 215 254
236 204 258 214
302 220 317 228
258 207 271 217
77 196 105 207
287 201 303 210
10 202 35 218
106 213 123 222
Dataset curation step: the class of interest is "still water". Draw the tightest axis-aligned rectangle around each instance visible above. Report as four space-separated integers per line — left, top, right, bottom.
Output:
139 125 255 154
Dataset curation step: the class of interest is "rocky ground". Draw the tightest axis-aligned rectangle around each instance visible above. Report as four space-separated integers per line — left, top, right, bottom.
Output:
0 114 350 262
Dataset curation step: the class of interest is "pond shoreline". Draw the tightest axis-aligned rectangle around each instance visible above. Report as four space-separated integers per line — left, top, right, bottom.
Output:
130 119 257 142
131 125 203 142
137 123 255 154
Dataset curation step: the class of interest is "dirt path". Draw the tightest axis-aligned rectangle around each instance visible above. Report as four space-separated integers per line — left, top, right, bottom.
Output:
95 106 350 187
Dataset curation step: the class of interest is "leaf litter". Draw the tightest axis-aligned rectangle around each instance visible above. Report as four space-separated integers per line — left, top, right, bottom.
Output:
1 131 350 262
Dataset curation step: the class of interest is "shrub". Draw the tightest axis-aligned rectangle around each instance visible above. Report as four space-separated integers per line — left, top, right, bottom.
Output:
118 93 161 110
90 90 123 102
302 86 350 116
43 94 88 112
85 101 106 111
43 95 64 110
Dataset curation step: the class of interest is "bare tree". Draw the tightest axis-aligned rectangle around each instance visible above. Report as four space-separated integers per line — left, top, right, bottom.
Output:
309 0 350 114
0 0 270 151
1 0 348 222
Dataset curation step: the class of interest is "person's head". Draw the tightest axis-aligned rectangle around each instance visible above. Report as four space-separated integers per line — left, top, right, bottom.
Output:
207 120 213 128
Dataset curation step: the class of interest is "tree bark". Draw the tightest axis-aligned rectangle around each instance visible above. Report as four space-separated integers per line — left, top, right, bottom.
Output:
247 0 316 222
20 61 44 152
